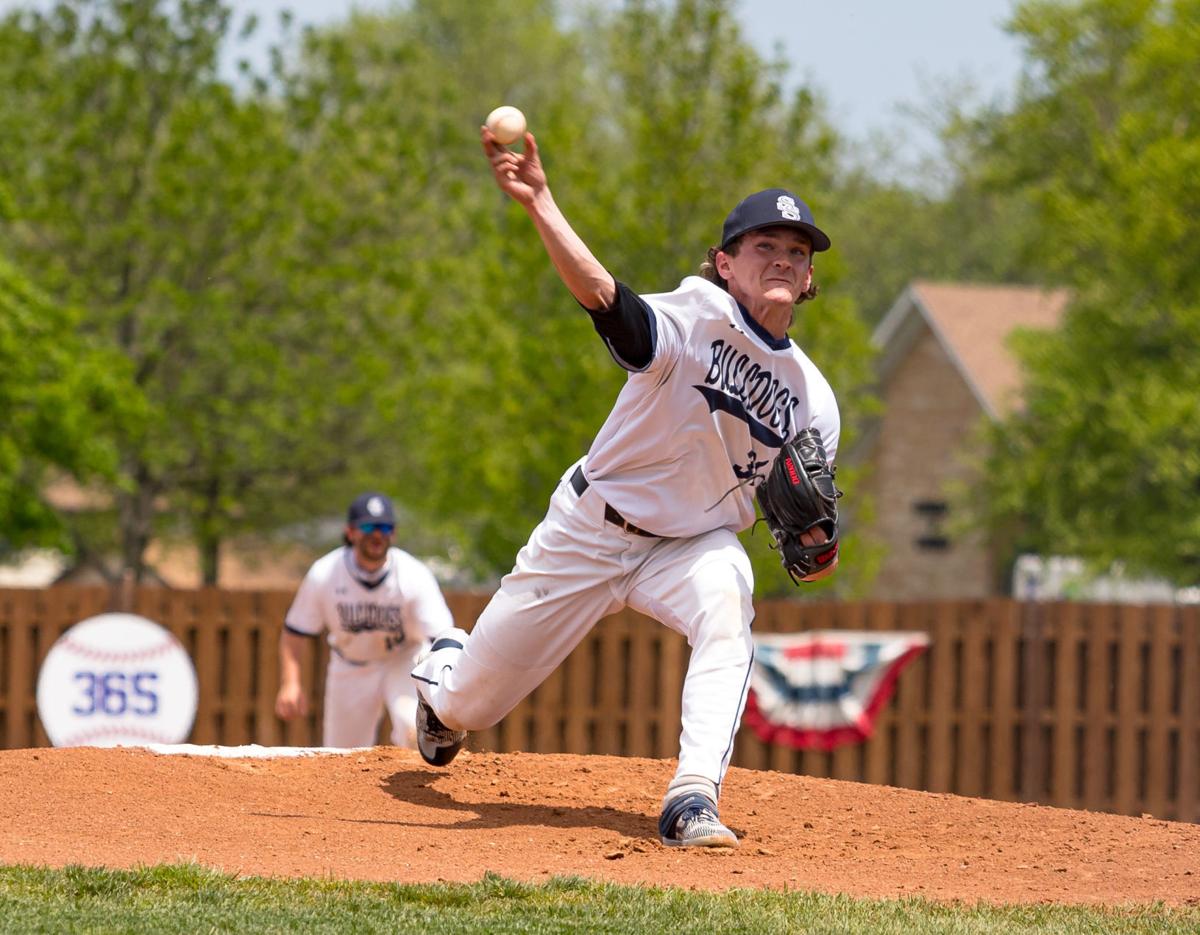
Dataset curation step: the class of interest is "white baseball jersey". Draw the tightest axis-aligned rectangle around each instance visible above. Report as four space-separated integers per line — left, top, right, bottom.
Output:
414 273 841 793
585 275 839 536
286 546 452 666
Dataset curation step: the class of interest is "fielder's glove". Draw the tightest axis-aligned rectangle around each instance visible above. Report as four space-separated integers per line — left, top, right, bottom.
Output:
755 428 842 584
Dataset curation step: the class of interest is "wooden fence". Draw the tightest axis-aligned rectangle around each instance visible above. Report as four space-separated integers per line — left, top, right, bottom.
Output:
1 586 1196 821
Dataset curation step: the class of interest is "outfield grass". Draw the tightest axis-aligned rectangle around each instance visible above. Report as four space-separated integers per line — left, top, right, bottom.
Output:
0 864 1195 934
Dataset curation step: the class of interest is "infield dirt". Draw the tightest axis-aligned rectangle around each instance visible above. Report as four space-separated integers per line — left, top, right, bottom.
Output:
0 745 1196 906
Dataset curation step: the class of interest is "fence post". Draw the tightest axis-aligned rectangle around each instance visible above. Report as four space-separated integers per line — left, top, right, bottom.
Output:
1144 604 1174 819
988 600 1019 802
1178 605 1199 823
1019 600 1047 803
926 601 957 793
1082 605 1115 812
862 601 898 787
1050 601 1082 809
892 602 926 791
958 600 987 798
107 571 136 613
3 590 34 749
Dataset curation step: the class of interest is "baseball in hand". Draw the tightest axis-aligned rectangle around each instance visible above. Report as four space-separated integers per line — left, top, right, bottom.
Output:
485 105 527 145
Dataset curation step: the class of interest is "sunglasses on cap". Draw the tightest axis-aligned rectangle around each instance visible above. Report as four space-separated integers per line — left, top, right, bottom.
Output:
358 523 394 535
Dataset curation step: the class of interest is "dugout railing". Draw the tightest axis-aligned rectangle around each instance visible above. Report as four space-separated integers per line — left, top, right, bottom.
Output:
1 586 1196 822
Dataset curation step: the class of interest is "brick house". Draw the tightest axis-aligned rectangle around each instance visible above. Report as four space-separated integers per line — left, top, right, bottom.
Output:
857 281 1070 599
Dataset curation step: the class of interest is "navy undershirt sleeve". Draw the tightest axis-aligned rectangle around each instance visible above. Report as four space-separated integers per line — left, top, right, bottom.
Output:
582 280 655 370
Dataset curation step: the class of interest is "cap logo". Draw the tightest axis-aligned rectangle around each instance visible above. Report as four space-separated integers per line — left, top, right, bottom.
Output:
367 496 386 517
776 195 802 221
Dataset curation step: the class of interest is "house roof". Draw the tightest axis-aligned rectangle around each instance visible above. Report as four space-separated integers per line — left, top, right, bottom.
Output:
873 280 1071 418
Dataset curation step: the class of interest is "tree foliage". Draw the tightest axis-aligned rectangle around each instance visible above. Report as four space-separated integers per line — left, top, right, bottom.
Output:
275 0 877 592
0 0 409 582
0 254 134 554
0 0 878 594
973 0 1200 584
829 161 1040 324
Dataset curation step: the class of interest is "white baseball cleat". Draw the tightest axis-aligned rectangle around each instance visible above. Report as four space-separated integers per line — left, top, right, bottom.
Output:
658 792 739 848
412 634 467 766
415 697 466 766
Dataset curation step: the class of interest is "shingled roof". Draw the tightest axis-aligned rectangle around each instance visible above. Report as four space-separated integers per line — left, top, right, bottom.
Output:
872 281 1071 418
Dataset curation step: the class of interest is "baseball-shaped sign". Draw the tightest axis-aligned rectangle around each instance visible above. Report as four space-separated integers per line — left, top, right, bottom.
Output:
485 105 526 145
36 613 199 747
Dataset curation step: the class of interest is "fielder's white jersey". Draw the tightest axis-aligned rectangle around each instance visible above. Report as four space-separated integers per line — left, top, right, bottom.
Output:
585 276 839 538
285 546 453 665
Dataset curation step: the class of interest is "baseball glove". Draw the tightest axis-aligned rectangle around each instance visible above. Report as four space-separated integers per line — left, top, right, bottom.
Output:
755 428 842 584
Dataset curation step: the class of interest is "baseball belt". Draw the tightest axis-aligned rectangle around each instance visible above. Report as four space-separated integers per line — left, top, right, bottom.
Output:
569 466 660 538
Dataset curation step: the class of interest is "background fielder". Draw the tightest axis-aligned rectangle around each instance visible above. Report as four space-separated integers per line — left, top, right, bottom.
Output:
276 492 453 748
412 124 839 848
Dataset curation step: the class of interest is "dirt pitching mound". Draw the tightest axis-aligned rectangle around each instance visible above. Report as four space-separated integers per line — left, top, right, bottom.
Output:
0 746 1196 906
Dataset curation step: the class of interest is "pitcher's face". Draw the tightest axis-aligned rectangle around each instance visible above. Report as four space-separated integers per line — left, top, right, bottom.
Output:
718 227 814 308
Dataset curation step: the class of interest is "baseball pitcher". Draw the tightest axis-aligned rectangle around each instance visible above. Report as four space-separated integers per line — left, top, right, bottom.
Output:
412 124 840 848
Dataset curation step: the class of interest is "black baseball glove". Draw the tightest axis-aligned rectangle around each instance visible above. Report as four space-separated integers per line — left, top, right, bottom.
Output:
755 428 842 584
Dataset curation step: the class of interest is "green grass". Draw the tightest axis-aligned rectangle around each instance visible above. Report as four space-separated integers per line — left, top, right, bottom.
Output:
0 864 1195 934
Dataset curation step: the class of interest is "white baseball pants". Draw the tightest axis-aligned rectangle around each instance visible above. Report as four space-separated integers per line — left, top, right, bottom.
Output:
412 461 756 793
324 652 422 748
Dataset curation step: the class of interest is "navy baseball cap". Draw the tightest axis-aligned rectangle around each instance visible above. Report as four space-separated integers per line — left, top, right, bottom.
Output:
720 188 831 252
347 492 396 526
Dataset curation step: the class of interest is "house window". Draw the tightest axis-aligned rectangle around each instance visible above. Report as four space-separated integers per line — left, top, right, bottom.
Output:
914 500 949 550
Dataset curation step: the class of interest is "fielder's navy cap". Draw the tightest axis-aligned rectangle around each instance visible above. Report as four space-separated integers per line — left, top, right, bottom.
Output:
347 492 396 526
720 188 831 252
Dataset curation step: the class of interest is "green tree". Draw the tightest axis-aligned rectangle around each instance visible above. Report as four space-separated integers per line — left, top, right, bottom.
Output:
0 253 135 556
0 0 879 595
826 69 1050 326
269 0 604 577
830 162 1040 325
296 0 878 592
974 0 1200 584
0 0 404 583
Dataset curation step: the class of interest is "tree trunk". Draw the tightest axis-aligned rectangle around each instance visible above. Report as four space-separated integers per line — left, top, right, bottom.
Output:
118 467 156 583
200 533 220 586
199 475 222 587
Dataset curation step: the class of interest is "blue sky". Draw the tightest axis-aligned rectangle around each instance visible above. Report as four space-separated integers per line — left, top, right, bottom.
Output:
2 0 1026 160
221 0 1025 140
738 0 1023 135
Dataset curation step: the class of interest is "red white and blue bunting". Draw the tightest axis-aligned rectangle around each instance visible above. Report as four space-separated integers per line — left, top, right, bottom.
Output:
744 630 930 751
